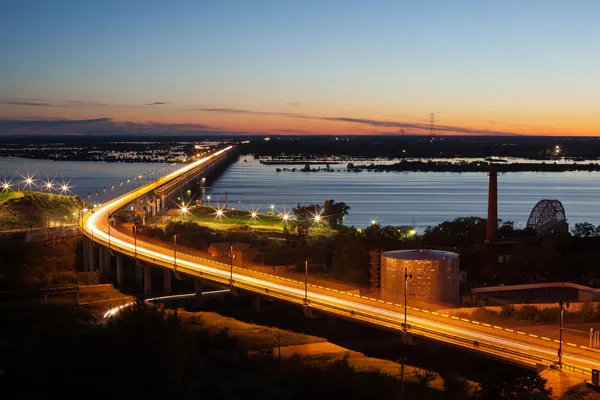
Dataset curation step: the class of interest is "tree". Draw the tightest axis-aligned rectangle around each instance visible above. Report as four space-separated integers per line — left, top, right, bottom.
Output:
292 203 322 221
571 222 600 238
473 374 552 400
441 371 471 400
322 200 350 226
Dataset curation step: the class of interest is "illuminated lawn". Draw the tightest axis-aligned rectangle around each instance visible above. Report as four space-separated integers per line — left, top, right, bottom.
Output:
0 190 24 205
184 206 285 227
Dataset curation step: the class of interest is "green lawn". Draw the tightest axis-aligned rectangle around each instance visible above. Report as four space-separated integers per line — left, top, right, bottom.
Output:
0 190 24 205
185 206 285 227
180 205 334 233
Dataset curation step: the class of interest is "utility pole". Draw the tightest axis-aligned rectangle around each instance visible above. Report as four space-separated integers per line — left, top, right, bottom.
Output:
398 356 407 399
429 112 436 139
558 286 565 369
404 267 412 331
304 256 309 304
173 233 178 271
230 240 235 287
133 225 137 261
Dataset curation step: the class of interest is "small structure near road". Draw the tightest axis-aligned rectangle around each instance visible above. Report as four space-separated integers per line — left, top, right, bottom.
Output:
208 242 260 266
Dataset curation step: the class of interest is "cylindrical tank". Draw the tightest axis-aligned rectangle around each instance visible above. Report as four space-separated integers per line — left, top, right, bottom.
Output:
380 249 460 306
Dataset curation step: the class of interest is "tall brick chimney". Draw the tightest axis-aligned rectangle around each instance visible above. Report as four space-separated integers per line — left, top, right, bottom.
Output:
486 166 498 243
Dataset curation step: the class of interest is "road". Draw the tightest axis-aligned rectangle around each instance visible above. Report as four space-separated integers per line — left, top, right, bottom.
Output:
81 146 600 376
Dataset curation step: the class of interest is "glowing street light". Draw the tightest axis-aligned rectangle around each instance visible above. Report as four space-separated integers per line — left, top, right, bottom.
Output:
59 180 72 194
21 171 37 190
281 212 290 222
269 204 276 212
1 179 12 192
370 218 378 226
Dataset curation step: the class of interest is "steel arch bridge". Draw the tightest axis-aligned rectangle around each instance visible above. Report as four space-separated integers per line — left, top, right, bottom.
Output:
526 200 566 233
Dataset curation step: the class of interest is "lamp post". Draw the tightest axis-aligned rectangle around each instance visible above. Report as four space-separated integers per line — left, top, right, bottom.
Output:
133 225 137 261
173 233 178 271
107 215 111 249
404 267 412 331
558 286 565 369
304 256 309 304
230 241 235 287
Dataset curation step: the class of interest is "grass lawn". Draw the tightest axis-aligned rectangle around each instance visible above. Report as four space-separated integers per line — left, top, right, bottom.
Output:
178 309 326 350
0 190 24 205
174 206 337 236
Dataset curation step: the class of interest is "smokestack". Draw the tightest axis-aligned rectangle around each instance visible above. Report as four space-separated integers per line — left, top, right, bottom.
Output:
486 165 498 243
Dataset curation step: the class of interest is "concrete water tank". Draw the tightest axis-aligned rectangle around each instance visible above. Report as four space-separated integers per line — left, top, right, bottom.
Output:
380 249 460 306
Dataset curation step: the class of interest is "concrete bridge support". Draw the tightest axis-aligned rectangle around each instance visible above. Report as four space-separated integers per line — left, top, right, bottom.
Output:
144 265 152 297
98 246 106 275
252 295 261 314
164 269 171 294
327 317 337 334
195 280 203 303
134 263 142 287
116 254 124 288
88 240 96 272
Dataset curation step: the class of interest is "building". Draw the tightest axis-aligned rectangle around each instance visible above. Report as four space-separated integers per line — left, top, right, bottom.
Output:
208 242 260 266
380 249 461 306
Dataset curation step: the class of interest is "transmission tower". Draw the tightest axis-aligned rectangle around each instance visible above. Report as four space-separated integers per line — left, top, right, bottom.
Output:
429 112 436 138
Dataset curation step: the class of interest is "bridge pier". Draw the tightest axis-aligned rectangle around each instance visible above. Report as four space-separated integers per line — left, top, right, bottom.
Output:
88 240 96 272
195 280 203 302
164 269 171 294
134 263 142 287
144 265 152 297
327 317 337 334
252 295 261 314
116 254 124 288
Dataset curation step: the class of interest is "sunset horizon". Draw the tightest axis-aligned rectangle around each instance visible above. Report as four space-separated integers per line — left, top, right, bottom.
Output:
2 1 599 137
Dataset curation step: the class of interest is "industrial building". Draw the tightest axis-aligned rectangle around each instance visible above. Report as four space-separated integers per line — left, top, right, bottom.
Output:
380 249 461 306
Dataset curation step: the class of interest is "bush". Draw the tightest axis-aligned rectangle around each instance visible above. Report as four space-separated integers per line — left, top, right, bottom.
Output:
413 367 436 387
442 371 471 400
500 304 515 318
515 305 540 321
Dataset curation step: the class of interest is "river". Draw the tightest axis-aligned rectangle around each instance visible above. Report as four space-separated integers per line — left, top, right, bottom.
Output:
208 156 600 230
2 155 599 230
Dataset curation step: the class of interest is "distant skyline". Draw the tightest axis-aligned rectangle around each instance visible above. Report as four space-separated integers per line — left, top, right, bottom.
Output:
1 1 599 136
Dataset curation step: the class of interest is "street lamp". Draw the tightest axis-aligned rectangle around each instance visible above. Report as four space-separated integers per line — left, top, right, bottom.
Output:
404 267 412 331
229 240 235 287
173 233 178 271
304 256 309 304
107 216 111 249
133 225 137 260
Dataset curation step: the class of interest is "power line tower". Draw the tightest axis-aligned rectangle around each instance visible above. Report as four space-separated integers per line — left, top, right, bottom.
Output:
429 112 436 138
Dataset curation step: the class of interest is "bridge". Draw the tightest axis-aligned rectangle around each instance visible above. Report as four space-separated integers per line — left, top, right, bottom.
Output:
79 146 600 379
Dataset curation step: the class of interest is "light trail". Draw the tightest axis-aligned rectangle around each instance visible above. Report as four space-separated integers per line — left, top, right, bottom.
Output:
82 145 600 374
103 290 230 319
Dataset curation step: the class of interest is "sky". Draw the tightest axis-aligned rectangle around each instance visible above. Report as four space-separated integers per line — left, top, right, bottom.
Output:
1 0 599 136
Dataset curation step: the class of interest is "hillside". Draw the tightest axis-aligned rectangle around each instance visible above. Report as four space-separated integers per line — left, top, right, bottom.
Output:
0 191 79 230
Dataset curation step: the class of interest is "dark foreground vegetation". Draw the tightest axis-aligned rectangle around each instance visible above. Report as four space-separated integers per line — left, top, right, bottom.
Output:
0 300 553 399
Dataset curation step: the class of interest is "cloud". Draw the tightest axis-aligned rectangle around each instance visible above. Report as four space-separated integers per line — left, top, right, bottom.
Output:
0 100 55 107
0 117 220 136
287 102 303 108
197 106 522 136
146 101 169 106
197 107 305 118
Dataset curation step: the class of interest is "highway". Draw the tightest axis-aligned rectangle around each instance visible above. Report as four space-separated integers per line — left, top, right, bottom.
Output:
81 146 600 375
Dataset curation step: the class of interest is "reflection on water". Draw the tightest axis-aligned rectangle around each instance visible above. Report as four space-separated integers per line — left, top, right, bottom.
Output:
209 156 600 229
2 155 598 230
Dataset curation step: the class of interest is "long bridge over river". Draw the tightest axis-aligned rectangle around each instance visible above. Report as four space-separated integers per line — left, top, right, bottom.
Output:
79 145 599 383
